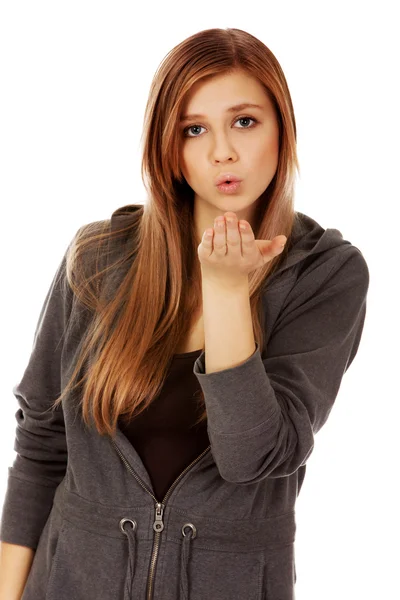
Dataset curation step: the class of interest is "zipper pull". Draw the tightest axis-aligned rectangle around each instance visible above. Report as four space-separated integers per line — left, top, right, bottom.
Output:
153 502 165 533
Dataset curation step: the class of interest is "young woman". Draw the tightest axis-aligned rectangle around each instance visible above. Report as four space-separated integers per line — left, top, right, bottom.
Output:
0 27 369 600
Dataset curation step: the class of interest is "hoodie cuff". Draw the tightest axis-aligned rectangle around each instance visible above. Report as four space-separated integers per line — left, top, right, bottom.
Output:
193 342 280 434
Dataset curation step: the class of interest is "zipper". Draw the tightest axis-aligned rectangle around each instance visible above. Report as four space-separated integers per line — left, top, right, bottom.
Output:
110 438 211 600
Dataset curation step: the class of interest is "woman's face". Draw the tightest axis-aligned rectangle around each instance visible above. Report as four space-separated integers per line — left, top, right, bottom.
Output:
179 69 280 236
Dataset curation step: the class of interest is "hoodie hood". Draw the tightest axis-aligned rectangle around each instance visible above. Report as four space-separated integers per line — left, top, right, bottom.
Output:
277 210 353 275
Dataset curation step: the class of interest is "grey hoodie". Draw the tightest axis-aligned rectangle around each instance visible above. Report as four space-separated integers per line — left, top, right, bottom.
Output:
0 205 369 600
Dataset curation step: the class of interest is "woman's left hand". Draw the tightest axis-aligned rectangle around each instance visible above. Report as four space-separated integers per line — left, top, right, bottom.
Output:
198 211 287 287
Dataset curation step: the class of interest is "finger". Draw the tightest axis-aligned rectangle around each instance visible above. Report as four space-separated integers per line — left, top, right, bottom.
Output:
256 237 287 262
226 216 242 255
213 217 227 255
238 220 255 254
273 235 287 252
202 228 214 246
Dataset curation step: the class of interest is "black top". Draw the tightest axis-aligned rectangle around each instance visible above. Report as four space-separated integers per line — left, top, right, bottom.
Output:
118 349 210 501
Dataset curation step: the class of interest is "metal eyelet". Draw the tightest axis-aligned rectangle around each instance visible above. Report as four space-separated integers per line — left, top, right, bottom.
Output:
119 518 137 535
182 523 197 539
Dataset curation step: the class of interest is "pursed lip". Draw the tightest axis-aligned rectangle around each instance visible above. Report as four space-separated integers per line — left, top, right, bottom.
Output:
215 173 243 186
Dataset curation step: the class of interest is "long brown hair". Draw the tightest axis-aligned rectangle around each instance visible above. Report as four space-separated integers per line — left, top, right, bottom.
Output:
52 27 301 438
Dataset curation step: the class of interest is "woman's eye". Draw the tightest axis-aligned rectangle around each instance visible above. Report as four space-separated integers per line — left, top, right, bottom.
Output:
183 116 258 138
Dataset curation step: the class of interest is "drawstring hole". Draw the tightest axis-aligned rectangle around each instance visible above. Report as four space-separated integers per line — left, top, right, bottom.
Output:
119 518 137 535
182 523 197 539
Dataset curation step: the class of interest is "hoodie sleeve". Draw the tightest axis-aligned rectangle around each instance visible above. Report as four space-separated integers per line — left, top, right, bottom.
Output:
0 232 78 550
193 245 369 484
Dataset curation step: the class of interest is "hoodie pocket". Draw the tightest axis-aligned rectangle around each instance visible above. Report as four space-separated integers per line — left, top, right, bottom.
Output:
44 517 139 600
21 503 64 600
182 545 263 600
261 542 296 600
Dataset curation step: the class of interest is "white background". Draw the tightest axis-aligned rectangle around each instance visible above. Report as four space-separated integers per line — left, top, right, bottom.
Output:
0 1 399 598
